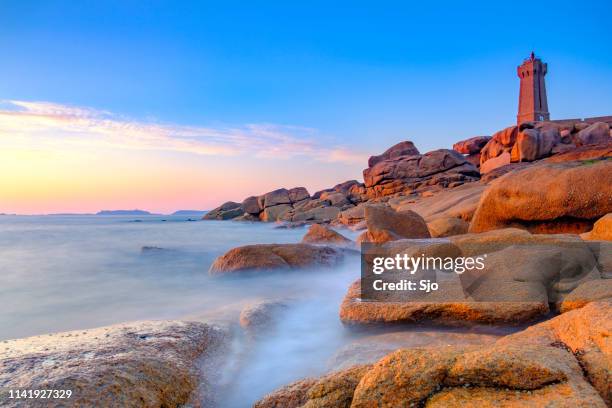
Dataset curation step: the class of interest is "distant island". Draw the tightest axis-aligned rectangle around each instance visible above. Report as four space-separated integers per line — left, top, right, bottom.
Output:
171 210 207 216
96 210 156 216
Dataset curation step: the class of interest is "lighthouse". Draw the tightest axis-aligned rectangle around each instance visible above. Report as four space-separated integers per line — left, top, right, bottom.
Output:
517 52 550 124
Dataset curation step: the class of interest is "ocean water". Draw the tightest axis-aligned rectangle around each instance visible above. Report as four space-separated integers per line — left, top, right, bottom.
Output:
0 215 367 405
0 215 510 407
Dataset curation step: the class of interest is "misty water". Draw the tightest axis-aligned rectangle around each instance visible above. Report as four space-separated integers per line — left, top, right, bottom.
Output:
0 215 513 406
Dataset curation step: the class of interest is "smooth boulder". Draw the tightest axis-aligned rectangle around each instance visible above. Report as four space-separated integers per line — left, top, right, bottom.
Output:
576 122 610 146
470 160 612 234
209 243 344 275
367 141 420 167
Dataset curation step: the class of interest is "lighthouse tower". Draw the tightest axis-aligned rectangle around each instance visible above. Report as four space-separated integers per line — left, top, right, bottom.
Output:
517 52 550 124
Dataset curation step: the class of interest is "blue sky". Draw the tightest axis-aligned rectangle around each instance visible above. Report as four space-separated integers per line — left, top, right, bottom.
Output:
1 1 611 213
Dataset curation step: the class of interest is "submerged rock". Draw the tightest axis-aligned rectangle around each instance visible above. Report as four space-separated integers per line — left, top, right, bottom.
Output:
0 320 226 408
239 299 289 335
208 243 344 275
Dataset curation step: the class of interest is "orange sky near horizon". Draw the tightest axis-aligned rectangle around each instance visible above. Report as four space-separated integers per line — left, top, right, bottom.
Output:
0 101 365 214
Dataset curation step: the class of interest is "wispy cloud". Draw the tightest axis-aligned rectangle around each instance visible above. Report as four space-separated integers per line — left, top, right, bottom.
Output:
0 100 366 164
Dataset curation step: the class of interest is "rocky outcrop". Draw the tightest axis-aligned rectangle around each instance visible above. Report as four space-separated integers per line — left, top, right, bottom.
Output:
358 205 430 244
363 147 479 198
470 160 612 234
217 182 368 223
301 224 353 247
510 127 559 162
0 321 226 408
258 302 612 407
203 201 244 220
257 340 606 407
367 141 420 167
208 244 344 275
581 213 612 241
453 136 491 155
479 121 611 173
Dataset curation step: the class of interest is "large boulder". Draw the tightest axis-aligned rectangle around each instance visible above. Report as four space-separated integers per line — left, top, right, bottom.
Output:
576 122 610 146
0 321 226 408
453 136 491 155
510 127 559 162
203 201 244 220
208 243 344 275
367 141 420 167
288 187 310 203
260 204 293 222
341 233 601 325
301 224 353 247
263 188 292 207
470 160 612 234
363 149 479 198
242 196 262 215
